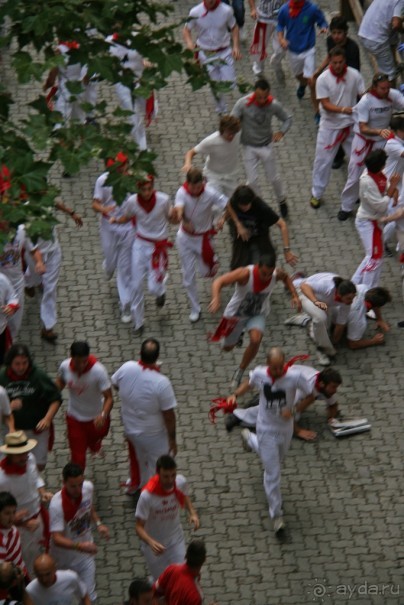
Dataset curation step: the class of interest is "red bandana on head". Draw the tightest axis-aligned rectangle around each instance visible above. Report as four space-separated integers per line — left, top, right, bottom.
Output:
142 474 186 507
202 0 221 16
182 181 205 197
252 265 272 293
61 486 82 523
246 93 274 107
329 64 347 83
267 354 310 381
367 171 387 196
288 0 305 18
0 457 26 475
69 354 98 376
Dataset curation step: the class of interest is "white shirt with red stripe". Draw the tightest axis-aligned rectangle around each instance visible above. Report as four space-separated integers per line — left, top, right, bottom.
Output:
111 361 177 436
186 2 236 51
58 359 111 421
123 193 171 240
0 453 44 520
353 89 404 139
175 185 227 233
0 525 25 569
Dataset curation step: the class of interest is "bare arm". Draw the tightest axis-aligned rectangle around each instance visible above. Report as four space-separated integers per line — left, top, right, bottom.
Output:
275 219 298 266
295 394 316 415
231 26 241 60
52 531 98 554
82 595 91 605
54 376 66 391
36 400 61 432
92 198 116 217
276 268 301 311
30 248 46 274
226 202 250 241
4 413 15 432
90 504 110 539
55 198 83 226
331 323 345 344
300 283 328 311
135 518 166 554
319 97 353 115
183 26 195 51
249 0 257 19
359 121 391 139
347 333 384 349
209 267 249 313
182 148 197 173
93 388 113 428
183 495 200 530
278 30 288 50
162 408 177 456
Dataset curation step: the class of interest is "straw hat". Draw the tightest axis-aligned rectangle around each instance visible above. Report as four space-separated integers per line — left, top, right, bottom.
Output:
0 431 37 455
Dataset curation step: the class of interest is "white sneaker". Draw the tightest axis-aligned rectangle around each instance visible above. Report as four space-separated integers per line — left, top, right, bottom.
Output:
241 428 252 452
252 61 263 76
366 309 376 320
239 26 247 42
308 322 315 343
273 516 285 534
189 311 201 323
121 312 132 324
284 313 311 327
316 350 331 366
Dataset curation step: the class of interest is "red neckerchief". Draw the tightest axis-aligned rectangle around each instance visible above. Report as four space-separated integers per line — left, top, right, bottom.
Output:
69 354 98 376
246 93 274 107
0 165 11 194
6 366 31 381
0 457 26 475
369 89 391 102
137 191 157 213
364 300 373 311
329 64 348 83
61 486 82 523
138 360 161 372
288 0 305 18
267 354 310 381
334 293 343 303
142 474 185 508
252 265 272 293
202 0 221 16
182 181 205 197
368 171 387 195
59 40 80 50
112 32 119 41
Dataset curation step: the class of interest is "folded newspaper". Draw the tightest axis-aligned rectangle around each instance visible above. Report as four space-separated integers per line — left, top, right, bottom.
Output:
329 417 371 437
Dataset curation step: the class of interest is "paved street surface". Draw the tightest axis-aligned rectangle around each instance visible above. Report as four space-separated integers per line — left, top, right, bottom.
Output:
2 1 403 603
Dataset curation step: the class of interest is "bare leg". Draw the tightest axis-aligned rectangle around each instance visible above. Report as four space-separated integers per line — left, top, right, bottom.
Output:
239 329 263 370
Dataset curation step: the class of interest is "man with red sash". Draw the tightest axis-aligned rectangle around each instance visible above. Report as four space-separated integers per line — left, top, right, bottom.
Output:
135 455 199 580
231 79 292 218
0 432 53 577
352 149 400 289
338 73 404 221
209 253 301 388
56 342 113 471
112 175 175 336
310 47 365 209
112 339 177 494
227 348 312 534
174 168 228 323
49 463 109 603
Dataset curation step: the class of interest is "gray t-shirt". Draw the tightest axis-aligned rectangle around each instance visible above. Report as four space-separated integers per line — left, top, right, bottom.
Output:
231 94 292 147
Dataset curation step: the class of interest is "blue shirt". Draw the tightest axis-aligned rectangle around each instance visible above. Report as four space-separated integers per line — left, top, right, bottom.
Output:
277 1 328 54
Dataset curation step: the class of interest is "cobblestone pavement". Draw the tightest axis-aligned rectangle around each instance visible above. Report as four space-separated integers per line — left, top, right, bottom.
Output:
2 1 404 603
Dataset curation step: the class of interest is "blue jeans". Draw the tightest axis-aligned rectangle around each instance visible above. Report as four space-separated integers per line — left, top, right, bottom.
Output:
222 0 245 28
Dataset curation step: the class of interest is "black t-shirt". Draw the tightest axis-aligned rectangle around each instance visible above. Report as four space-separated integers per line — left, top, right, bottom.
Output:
327 36 361 71
230 197 279 239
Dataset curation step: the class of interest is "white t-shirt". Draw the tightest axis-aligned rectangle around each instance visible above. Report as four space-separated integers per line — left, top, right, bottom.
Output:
93 172 133 225
123 192 171 240
106 36 144 76
49 480 93 568
26 569 87 605
0 225 30 289
316 67 365 130
112 361 177 435
359 0 404 44
257 0 283 22
250 366 311 432
346 284 368 341
294 365 338 407
357 172 390 221
384 135 404 184
194 131 240 176
0 453 43 519
135 475 187 547
58 359 111 421
175 184 228 233
353 89 404 139
186 2 236 50
0 274 18 335
301 272 351 324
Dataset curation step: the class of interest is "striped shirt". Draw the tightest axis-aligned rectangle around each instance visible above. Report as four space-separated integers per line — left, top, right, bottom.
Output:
0 525 25 569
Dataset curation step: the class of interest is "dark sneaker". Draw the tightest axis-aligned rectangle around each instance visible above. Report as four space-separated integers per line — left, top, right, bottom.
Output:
337 210 351 221
225 413 241 432
156 294 166 307
296 85 306 99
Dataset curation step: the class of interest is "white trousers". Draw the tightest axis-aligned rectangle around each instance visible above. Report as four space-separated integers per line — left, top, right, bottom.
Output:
312 126 354 199
114 83 147 150
340 135 386 212
126 429 169 488
298 290 336 356
24 428 50 467
130 238 167 329
257 424 293 519
25 243 62 330
251 19 285 73
199 48 236 114
141 539 185 581
243 144 285 202
55 68 86 124
4 273 24 339
20 514 46 578
69 555 96 602
100 220 134 310
176 229 215 315
352 218 384 288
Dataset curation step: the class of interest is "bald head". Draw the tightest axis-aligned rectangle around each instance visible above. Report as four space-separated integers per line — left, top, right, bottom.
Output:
267 347 285 378
34 554 57 588
0 561 14 587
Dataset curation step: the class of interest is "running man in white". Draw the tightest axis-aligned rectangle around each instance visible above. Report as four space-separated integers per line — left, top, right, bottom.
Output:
56 341 113 472
27 553 91 605
174 168 228 323
112 338 177 492
227 347 312 533
111 176 175 336
0 274 19 367
183 0 241 114
49 463 110 603
249 0 285 80
381 115 404 249
338 73 404 221
182 115 241 197
92 153 135 323
209 254 301 388
310 47 365 209
135 455 199 580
